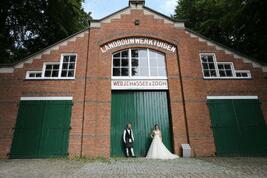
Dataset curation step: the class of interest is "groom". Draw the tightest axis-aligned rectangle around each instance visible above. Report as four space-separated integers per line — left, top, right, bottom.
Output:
123 123 135 157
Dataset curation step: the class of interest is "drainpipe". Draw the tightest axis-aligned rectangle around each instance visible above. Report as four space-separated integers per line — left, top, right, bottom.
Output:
80 26 91 157
175 47 190 145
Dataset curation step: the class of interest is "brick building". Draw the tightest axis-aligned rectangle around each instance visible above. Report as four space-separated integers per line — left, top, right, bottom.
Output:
0 0 266 159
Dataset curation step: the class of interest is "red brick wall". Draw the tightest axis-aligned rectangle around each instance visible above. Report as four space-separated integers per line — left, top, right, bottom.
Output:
0 32 90 158
0 8 266 159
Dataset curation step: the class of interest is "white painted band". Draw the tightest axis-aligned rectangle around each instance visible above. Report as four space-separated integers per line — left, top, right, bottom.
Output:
20 97 73 101
207 96 258 100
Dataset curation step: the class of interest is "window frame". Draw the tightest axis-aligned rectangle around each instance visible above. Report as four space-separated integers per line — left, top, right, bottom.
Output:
42 62 61 79
199 53 252 80
111 48 168 80
200 53 219 78
26 71 42 79
25 53 77 80
217 62 235 78
235 70 252 79
59 53 77 79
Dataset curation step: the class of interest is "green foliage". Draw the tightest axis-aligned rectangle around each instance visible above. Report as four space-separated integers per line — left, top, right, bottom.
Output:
173 0 267 63
0 0 91 64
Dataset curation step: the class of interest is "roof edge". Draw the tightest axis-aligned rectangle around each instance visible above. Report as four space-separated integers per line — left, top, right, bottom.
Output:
185 28 267 67
143 6 186 23
89 5 186 24
0 27 90 67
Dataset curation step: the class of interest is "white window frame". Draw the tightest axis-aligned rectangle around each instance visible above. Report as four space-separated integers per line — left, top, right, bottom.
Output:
42 61 61 79
26 71 42 79
25 53 77 80
111 48 168 80
235 70 252 79
59 53 77 79
200 53 252 80
217 62 235 78
199 53 219 78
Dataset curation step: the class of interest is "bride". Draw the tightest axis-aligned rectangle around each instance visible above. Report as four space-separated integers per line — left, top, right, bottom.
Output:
146 124 179 159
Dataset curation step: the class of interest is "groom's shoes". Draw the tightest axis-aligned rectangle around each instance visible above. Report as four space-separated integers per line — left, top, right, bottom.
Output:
131 155 136 158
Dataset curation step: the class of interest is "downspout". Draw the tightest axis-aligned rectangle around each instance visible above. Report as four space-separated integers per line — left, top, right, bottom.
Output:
80 26 91 157
176 47 190 145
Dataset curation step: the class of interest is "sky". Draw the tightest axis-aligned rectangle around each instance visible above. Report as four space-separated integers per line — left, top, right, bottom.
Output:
82 0 177 19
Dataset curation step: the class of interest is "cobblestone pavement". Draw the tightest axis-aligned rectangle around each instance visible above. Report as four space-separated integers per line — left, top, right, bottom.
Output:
0 157 266 178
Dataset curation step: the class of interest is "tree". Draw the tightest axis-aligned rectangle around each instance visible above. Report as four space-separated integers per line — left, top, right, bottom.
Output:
173 0 267 63
0 0 91 64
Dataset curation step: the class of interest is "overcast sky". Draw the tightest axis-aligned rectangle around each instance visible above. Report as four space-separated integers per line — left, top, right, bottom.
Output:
82 0 177 19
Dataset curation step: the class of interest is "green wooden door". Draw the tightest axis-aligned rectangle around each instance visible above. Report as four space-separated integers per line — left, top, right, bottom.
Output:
208 99 267 156
10 100 72 158
111 91 173 157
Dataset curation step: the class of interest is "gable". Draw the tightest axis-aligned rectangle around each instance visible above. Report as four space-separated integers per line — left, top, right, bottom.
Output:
0 29 89 73
185 29 267 73
0 2 266 74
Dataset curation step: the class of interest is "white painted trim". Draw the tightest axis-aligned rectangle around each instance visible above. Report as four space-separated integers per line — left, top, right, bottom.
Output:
20 97 73 101
25 53 77 80
97 6 184 29
42 61 61 78
60 53 78 79
199 53 252 79
90 22 101 28
203 76 252 80
0 31 87 74
174 22 185 29
102 8 131 24
25 71 42 79
111 48 168 79
207 96 258 100
0 67 15 73
112 79 168 90
199 53 219 78
186 30 266 73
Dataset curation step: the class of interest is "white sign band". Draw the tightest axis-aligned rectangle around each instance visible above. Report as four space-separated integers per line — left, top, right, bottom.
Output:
112 79 168 90
101 38 176 53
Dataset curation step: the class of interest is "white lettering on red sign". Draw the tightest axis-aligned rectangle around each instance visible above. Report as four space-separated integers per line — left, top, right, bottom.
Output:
101 38 176 53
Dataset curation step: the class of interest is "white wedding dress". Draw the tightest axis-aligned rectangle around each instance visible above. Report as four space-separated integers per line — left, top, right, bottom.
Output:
146 130 179 159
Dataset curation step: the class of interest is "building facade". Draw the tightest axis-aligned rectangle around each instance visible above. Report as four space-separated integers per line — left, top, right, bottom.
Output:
0 0 267 159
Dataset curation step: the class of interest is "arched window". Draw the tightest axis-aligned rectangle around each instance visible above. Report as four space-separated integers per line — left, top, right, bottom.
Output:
112 49 167 78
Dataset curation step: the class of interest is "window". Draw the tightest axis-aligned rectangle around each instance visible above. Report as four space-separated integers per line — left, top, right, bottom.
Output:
200 54 217 77
113 50 129 76
200 53 251 79
235 70 251 78
44 63 60 78
61 55 77 78
112 49 167 78
217 63 234 77
26 71 42 79
26 54 77 80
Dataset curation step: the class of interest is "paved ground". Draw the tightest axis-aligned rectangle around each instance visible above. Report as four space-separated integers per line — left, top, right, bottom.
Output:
0 157 266 178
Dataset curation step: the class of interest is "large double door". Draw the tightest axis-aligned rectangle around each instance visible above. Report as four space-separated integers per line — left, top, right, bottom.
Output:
208 98 267 156
10 100 72 158
111 91 173 157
